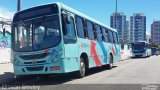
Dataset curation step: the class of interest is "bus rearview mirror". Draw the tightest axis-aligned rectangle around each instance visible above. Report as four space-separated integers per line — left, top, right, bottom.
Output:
66 16 71 24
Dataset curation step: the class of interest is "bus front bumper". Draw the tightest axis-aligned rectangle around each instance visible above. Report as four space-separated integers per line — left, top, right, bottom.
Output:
13 63 65 76
132 53 146 57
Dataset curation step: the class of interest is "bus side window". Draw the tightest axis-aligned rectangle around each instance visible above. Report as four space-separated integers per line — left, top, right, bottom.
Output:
116 33 119 44
86 20 94 40
108 30 114 43
113 32 118 44
62 14 76 44
62 14 67 35
76 16 85 38
106 29 110 43
93 24 97 39
100 26 104 41
102 27 109 43
83 19 88 38
95 24 102 41
112 32 115 43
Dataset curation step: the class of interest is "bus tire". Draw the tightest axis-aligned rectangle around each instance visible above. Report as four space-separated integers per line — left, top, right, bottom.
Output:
77 58 86 78
109 54 114 69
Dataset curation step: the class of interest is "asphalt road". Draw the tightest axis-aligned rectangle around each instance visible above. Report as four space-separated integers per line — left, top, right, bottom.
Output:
0 55 160 90
65 55 160 84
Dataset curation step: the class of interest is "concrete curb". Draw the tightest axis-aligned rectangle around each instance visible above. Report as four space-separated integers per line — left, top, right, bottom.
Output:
0 61 12 64
120 56 131 61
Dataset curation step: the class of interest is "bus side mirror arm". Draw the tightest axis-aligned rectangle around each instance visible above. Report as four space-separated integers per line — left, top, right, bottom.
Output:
3 28 6 37
66 16 71 24
62 10 71 24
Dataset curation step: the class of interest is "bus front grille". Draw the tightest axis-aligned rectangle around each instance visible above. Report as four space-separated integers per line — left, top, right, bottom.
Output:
20 53 49 60
26 66 44 71
24 60 46 65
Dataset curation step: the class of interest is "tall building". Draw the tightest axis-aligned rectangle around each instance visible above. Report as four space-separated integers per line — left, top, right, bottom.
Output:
151 21 160 45
110 12 128 43
125 20 130 42
130 13 146 43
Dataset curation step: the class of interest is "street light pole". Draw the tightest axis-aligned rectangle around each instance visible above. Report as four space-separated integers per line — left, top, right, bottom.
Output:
17 0 21 12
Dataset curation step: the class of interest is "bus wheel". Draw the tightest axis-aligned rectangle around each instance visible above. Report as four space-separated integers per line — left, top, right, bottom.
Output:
109 54 113 69
78 58 86 78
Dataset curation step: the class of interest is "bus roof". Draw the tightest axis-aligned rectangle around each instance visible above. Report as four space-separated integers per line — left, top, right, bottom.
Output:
58 2 117 32
15 2 117 32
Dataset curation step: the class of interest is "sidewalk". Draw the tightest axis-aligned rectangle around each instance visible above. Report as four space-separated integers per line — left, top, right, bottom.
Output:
0 48 11 64
0 63 13 75
120 51 132 61
0 48 13 75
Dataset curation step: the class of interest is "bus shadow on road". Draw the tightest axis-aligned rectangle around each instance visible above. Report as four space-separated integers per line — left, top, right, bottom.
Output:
0 72 14 85
0 66 118 86
131 56 150 59
86 65 117 76
35 65 118 85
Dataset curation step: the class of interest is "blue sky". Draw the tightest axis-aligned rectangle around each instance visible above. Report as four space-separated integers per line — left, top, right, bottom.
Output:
0 0 160 34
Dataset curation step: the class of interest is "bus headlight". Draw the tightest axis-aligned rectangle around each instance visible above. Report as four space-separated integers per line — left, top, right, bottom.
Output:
13 58 23 65
47 52 63 63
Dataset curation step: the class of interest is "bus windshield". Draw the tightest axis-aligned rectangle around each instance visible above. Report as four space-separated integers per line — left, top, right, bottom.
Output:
13 15 61 52
132 42 145 51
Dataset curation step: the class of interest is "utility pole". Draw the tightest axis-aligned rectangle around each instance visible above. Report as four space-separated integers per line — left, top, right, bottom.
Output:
116 0 117 14
17 0 21 12
115 0 118 29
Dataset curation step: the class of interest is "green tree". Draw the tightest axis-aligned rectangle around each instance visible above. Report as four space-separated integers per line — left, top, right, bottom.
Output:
150 43 158 48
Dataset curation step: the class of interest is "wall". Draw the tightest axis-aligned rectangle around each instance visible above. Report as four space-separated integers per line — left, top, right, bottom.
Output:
0 24 11 63
120 44 131 54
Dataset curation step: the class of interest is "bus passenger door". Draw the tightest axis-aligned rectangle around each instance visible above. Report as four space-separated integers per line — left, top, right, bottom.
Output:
62 11 79 71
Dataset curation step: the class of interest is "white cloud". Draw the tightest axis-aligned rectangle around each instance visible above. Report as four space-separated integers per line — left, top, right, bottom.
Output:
0 7 15 19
